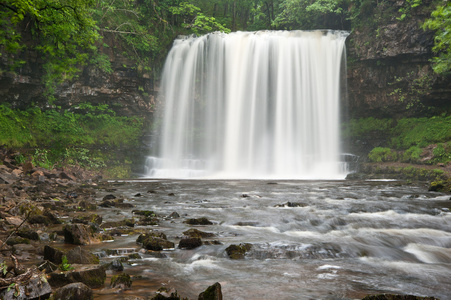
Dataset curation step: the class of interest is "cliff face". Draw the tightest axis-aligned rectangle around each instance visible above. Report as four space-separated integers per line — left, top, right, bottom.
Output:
0 35 155 119
346 0 451 118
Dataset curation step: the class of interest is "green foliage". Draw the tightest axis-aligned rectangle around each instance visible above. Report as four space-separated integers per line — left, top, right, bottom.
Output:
388 71 433 111
402 146 422 163
342 117 393 138
0 0 100 102
273 0 348 30
432 143 451 164
397 0 422 21
423 2 451 74
0 103 143 173
59 255 74 272
368 147 398 162
390 116 451 149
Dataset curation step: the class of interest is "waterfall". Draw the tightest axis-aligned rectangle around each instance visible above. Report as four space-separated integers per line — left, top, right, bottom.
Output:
145 30 350 179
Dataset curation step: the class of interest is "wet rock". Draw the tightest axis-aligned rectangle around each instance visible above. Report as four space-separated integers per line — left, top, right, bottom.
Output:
44 245 65 264
140 237 174 251
66 246 100 264
361 295 439 300
274 202 306 207
47 264 106 288
225 243 252 259
78 200 97 211
110 259 124 271
43 210 61 224
72 213 102 225
5 216 24 226
198 282 223 300
103 194 116 201
110 273 132 290
137 231 168 242
53 282 93 300
183 229 215 239
133 210 156 217
63 224 95 245
185 217 213 225
28 214 51 225
167 212 180 219
0 271 52 300
17 227 40 240
178 237 202 250
12 243 36 253
6 237 30 246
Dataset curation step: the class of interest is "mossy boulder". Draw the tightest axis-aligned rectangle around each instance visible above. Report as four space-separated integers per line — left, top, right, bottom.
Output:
182 228 215 238
178 237 202 250
428 179 451 193
53 282 93 300
362 294 439 300
110 273 132 290
185 217 213 225
225 243 252 259
47 264 106 288
66 246 99 264
137 232 174 251
198 282 223 300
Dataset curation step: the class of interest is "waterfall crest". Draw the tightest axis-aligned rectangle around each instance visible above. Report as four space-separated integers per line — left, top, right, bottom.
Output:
146 30 349 179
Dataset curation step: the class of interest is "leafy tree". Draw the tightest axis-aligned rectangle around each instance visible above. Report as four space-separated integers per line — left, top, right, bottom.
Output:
0 0 100 101
423 2 451 75
272 0 349 30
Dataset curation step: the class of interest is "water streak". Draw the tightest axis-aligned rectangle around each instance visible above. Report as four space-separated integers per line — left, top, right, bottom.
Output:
146 30 349 179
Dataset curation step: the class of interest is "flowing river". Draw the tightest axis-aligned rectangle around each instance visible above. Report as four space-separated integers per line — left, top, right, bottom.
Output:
91 179 451 300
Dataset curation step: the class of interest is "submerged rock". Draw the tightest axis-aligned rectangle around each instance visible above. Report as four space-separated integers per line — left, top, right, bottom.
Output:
47 264 106 288
362 294 439 300
182 229 215 238
110 273 132 290
225 243 252 259
198 282 223 300
178 237 202 250
66 246 100 264
185 217 213 225
53 282 93 300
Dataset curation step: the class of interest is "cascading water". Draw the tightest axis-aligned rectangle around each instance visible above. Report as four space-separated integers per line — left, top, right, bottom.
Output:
146 30 350 179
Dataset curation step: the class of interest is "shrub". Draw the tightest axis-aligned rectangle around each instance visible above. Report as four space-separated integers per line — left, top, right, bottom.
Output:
368 147 398 162
402 146 422 163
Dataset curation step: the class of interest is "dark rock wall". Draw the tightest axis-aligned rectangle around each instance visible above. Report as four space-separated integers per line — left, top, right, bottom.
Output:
346 0 451 118
0 34 156 119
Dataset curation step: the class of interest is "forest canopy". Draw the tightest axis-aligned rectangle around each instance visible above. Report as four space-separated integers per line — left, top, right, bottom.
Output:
0 0 450 95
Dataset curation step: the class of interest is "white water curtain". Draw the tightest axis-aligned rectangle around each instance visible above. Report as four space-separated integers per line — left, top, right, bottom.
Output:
146 30 349 179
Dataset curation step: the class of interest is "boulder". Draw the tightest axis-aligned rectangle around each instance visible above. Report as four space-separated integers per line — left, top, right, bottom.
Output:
63 224 95 245
362 295 439 300
0 272 52 300
140 237 174 251
47 264 106 288
183 229 215 238
110 273 132 290
17 227 40 240
185 217 213 225
53 282 93 300
66 246 99 264
198 282 223 300
225 244 252 259
178 238 202 250
44 245 65 264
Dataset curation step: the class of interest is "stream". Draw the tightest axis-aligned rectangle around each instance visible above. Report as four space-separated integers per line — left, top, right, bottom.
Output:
91 179 451 300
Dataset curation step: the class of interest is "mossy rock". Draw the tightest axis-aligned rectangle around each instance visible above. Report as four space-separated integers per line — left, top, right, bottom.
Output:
138 235 174 251
110 273 132 290
428 179 451 193
198 282 222 300
182 228 215 238
185 217 213 225
362 294 439 300
225 243 252 259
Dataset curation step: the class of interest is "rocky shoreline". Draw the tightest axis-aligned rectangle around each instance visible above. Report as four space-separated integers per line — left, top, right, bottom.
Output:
0 149 445 300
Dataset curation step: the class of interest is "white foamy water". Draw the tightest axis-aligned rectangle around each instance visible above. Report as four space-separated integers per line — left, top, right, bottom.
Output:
146 30 349 179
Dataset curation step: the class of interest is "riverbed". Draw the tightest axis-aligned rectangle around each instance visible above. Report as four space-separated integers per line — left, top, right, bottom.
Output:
92 179 451 300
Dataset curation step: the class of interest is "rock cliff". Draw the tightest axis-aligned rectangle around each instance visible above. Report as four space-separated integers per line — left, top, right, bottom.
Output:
346 0 451 118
